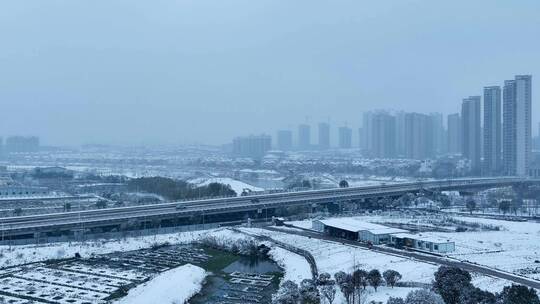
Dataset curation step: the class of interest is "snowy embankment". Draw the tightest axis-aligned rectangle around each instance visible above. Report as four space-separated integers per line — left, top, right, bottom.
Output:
0 229 211 268
116 264 206 304
188 177 263 196
267 245 312 284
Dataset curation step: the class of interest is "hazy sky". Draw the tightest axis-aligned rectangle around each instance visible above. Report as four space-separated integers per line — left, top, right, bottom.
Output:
1 0 539 146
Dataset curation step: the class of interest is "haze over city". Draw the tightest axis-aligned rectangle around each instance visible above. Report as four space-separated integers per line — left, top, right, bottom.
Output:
1 0 539 146
3 1 540 304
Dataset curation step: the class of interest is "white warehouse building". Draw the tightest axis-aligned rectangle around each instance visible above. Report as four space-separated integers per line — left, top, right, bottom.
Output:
312 218 406 244
312 218 456 254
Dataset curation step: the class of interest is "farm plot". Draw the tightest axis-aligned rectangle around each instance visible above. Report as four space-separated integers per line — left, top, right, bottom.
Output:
203 271 276 303
105 246 210 272
58 263 148 282
0 276 109 304
14 267 133 291
0 244 214 304
0 294 37 304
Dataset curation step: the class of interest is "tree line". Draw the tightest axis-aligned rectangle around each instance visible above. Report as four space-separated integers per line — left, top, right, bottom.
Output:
273 268 402 304
126 177 236 200
273 266 539 304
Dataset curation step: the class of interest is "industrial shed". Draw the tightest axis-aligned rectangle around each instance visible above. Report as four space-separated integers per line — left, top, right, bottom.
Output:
390 233 455 254
312 218 406 244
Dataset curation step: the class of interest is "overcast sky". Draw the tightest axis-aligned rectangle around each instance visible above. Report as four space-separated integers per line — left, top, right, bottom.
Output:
1 0 539 146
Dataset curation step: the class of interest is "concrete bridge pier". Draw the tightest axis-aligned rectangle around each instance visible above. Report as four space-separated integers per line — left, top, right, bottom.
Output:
33 232 43 243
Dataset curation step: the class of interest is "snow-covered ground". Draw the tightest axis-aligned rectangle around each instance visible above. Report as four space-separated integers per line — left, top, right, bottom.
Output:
365 286 419 303
332 214 540 281
426 217 540 281
188 177 263 195
0 219 528 303
240 227 436 303
241 227 437 284
289 214 538 291
267 246 312 284
116 264 206 304
0 229 211 268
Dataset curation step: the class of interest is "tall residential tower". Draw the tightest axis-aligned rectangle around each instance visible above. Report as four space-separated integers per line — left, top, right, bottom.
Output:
462 96 482 175
447 113 461 154
338 126 352 149
483 86 502 175
298 124 311 150
503 75 532 176
318 122 330 150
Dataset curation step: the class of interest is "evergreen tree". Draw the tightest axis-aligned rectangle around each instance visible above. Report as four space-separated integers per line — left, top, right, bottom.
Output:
387 297 405 304
498 284 540 304
433 266 473 304
273 280 300 304
458 287 496 304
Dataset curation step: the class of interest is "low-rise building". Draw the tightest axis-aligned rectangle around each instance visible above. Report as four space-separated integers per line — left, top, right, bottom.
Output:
312 218 406 244
0 185 50 198
313 217 456 253
390 233 455 254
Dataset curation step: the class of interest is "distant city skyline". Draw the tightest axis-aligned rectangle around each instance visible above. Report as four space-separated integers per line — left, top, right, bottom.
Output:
1 1 539 146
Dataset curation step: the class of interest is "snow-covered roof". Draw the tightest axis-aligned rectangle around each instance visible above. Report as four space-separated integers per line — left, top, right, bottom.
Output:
316 218 407 235
390 233 454 244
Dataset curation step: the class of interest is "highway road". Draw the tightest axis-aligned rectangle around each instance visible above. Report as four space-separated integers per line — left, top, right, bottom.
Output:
263 226 540 290
0 177 533 237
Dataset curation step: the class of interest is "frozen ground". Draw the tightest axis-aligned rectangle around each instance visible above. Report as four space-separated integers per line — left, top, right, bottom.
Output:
116 263 206 304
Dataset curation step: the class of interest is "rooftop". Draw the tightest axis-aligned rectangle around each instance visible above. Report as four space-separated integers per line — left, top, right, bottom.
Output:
315 218 407 235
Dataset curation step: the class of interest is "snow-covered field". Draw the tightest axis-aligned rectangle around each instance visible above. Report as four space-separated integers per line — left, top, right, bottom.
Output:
241 227 437 284
240 227 439 303
428 217 540 280
0 218 531 303
289 214 540 289
331 214 540 281
0 230 211 268
116 264 206 304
